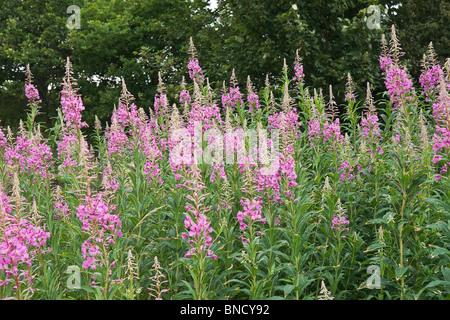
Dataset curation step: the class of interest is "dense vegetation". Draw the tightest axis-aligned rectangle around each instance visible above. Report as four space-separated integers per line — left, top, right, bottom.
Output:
0 25 449 300
1 0 448 131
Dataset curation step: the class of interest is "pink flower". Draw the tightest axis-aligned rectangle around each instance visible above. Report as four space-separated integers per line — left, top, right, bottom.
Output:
380 55 415 110
54 200 70 219
345 74 356 103
25 83 42 112
361 114 381 140
112 102 140 128
5 135 53 179
236 198 266 232
433 154 443 164
187 58 204 84
59 58 88 130
431 73 450 162
61 93 88 130
419 64 442 102
293 50 305 89
76 194 122 270
0 186 50 286
308 117 343 148
154 93 168 117
182 207 216 260
268 108 301 134
247 92 261 113
180 89 191 104
222 87 244 112
331 214 350 238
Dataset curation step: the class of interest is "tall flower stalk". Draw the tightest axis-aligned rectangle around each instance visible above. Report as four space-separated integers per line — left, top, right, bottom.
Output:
0 179 50 300
24 65 42 132
181 164 216 300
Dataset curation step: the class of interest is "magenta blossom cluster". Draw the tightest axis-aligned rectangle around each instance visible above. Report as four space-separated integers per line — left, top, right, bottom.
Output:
293 51 305 89
345 75 356 103
76 194 122 270
188 101 222 133
432 120 450 154
57 59 93 171
0 128 6 151
361 114 381 141
237 198 266 232
113 102 140 129
182 208 217 260
106 121 130 157
380 56 415 109
0 187 50 290
268 108 301 137
345 91 355 103
180 89 191 104
308 117 343 148
60 59 87 129
154 93 168 117
247 92 261 114
222 86 244 112
140 124 163 185
25 83 42 111
206 133 227 183
54 198 70 219
61 88 88 130
107 88 162 161
257 152 299 205
339 161 371 182
431 75 450 156
331 214 350 239
360 114 384 156
257 112 299 204
57 133 91 169
5 136 53 179
102 162 120 195
168 132 192 177
345 92 355 103
339 161 355 182
255 139 282 203
279 153 297 189
188 58 204 84
420 65 442 102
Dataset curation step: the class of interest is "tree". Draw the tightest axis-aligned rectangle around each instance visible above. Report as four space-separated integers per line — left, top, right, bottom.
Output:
0 0 76 128
380 0 450 79
1 0 448 131
67 0 216 125
0 0 215 130
200 0 386 104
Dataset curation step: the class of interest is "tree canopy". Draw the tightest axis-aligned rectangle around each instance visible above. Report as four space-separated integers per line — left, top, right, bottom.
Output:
0 0 448 131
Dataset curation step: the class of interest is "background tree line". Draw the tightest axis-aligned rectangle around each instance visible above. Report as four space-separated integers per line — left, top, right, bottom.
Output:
0 0 448 132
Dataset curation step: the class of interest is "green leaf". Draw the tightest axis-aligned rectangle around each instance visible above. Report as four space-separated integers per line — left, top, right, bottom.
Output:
395 267 408 280
365 242 386 252
442 267 450 283
283 284 297 297
181 280 197 299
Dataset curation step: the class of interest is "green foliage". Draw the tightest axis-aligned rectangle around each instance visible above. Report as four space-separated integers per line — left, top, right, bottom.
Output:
205 0 385 100
1 1 450 302
1 0 448 133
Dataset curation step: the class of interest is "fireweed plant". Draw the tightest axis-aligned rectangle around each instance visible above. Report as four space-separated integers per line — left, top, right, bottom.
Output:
1 27 450 300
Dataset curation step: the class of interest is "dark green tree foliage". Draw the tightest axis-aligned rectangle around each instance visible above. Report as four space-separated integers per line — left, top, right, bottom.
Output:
202 0 385 103
69 0 215 125
0 0 75 128
0 0 448 130
380 0 450 80
0 0 213 130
